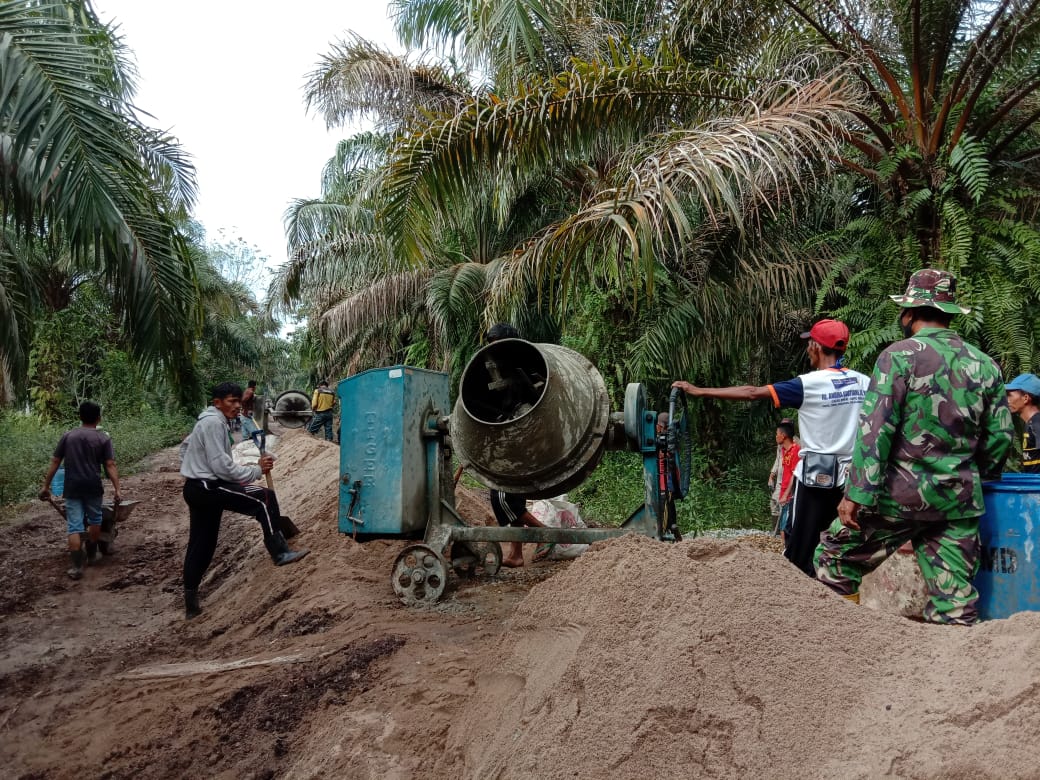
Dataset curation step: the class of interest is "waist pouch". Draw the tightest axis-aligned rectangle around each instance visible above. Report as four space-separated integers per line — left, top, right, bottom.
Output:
802 452 839 488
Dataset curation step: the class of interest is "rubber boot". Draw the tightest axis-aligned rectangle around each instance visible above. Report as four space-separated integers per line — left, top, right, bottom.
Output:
184 589 201 619
264 532 310 566
67 549 85 580
85 540 99 564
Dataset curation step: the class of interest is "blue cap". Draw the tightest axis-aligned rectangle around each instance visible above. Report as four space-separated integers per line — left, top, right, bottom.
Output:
1006 373 1040 397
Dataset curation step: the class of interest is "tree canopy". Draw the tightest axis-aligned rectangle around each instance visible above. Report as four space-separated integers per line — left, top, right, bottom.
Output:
278 0 1040 407
0 0 201 406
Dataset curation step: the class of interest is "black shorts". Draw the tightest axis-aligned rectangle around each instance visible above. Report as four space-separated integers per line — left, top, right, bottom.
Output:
490 490 527 527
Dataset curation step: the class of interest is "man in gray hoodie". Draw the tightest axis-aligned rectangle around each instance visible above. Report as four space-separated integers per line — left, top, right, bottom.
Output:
180 382 309 619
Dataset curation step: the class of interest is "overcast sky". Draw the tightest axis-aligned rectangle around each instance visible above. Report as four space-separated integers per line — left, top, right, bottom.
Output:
93 1 397 285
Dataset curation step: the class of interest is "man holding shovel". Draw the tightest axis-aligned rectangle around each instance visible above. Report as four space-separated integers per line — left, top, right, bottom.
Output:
39 401 121 580
180 382 309 619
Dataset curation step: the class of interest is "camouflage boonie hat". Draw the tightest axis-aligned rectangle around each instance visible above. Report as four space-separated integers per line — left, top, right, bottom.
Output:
889 268 970 314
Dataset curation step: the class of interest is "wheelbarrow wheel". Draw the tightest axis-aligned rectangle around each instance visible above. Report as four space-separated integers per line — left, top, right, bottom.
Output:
98 527 118 556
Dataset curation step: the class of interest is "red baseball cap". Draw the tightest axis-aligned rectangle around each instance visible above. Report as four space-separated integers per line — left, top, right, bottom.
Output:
800 319 849 351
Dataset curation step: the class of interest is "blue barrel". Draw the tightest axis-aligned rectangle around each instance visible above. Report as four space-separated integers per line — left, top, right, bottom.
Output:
976 474 1040 620
50 466 65 497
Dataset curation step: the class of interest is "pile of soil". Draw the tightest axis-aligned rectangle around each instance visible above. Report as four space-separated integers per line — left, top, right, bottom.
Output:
1 429 1038 779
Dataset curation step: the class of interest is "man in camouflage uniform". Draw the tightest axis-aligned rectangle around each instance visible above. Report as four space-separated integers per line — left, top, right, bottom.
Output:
815 269 1013 625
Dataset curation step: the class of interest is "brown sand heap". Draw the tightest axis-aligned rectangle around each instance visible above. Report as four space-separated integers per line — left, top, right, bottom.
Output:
186 428 409 627
435 534 1040 779
11 427 1033 779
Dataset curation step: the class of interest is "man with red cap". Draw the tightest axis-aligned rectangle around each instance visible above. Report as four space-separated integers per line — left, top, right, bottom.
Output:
673 318 870 576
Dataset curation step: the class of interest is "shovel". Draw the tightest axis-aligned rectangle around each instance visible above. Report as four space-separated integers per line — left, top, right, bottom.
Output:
251 430 301 539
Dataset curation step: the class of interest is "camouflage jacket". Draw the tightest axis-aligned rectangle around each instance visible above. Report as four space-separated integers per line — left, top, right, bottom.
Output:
846 328 1013 521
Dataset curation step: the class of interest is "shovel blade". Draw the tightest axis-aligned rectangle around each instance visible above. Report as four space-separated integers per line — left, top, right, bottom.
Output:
277 515 300 539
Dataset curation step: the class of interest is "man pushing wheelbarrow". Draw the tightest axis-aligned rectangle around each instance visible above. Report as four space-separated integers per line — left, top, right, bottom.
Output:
38 401 122 580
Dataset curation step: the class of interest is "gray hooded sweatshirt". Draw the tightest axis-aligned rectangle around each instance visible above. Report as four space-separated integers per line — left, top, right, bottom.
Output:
180 406 261 483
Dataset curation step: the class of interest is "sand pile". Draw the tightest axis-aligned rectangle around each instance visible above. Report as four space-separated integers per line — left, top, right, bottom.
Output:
433 534 1040 779
266 428 341 535
192 428 411 630
6 428 1039 779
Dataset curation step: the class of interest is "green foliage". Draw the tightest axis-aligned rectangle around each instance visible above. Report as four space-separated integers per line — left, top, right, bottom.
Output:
949 136 990 206
0 0 200 401
25 282 172 421
27 286 111 420
568 448 773 534
100 413 195 475
0 412 62 508
561 284 648 408
567 451 646 526
681 456 772 533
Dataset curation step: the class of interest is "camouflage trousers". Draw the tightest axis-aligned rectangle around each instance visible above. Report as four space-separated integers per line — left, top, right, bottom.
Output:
814 512 981 625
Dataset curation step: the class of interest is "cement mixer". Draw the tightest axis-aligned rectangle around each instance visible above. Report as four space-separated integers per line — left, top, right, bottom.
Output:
335 338 691 605
255 390 314 430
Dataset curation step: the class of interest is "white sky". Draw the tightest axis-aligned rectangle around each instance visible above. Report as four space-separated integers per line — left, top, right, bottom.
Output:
93 1 397 285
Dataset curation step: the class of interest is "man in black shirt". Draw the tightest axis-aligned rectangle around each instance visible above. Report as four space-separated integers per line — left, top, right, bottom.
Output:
39 402 121 580
1006 373 1040 472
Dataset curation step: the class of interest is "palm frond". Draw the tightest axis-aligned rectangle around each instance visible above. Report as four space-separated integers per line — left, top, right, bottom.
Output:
304 34 472 133
0 1 199 389
318 268 434 345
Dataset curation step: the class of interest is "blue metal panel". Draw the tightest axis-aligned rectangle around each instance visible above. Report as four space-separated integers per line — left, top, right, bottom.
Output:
977 474 1040 620
337 366 450 536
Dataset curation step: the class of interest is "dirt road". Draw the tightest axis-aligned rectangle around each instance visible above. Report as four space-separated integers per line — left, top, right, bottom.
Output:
2 430 1039 779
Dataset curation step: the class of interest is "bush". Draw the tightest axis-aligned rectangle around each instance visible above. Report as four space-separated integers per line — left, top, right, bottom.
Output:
0 413 64 507
568 448 774 534
100 413 195 472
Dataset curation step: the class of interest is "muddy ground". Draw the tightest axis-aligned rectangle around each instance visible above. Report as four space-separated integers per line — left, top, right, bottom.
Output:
2 429 1039 779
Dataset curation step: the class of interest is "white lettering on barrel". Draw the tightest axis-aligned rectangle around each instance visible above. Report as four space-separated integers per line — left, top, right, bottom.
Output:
363 412 378 483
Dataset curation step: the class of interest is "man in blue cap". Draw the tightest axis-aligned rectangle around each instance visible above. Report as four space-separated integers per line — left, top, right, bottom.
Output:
1006 373 1040 472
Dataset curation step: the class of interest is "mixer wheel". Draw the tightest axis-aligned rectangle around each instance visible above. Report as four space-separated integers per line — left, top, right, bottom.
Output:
450 541 502 578
391 544 448 605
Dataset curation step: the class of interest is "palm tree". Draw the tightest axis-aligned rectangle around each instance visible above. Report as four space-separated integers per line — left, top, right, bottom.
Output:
0 0 200 405
287 0 1040 414
378 7 856 385
274 47 567 380
383 0 1040 376
783 0 1040 373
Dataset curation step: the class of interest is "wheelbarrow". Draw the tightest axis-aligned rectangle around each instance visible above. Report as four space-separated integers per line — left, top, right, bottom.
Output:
46 497 140 556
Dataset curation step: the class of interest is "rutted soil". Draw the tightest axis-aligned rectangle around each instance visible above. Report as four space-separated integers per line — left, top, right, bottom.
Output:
1 429 1039 779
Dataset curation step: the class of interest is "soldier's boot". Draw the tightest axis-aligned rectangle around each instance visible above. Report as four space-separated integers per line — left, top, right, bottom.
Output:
264 532 310 566
67 549 86 580
184 589 201 619
842 593 860 604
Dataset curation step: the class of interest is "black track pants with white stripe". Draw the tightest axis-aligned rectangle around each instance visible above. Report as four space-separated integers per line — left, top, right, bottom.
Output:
182 478 281 591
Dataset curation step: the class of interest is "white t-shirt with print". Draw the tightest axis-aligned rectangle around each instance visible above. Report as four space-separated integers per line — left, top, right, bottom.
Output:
767 367 870 484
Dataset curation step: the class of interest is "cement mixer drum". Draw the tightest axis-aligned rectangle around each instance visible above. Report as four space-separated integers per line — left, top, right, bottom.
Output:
450 339 610 499
271 390 313 428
